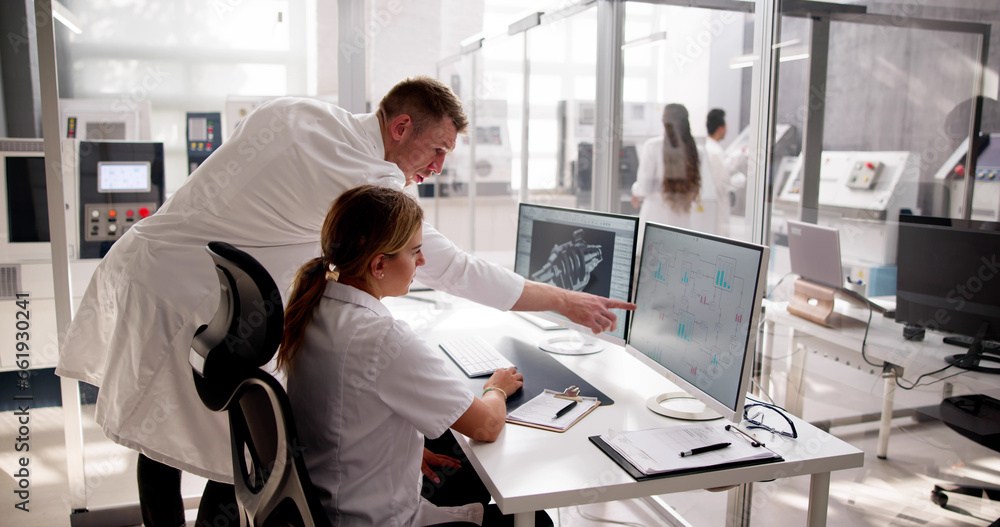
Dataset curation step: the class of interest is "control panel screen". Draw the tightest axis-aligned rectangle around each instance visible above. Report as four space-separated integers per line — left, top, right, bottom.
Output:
98 162 151 193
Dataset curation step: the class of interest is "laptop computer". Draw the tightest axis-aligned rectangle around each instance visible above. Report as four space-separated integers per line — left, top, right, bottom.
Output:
786 220 887 313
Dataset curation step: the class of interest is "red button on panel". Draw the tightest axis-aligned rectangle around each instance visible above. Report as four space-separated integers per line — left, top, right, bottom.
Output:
139 207 150 218
126 209 134 218
865 162 874 169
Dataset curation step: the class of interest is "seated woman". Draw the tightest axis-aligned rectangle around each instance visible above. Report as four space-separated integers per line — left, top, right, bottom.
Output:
277 184 524 526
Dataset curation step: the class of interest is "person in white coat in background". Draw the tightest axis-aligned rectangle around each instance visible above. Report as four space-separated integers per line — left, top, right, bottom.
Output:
631 103 716 244
56 76 630 526
704 108 747 237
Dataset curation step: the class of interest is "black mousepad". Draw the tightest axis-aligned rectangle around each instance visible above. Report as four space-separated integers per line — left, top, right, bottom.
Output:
457 335 614 410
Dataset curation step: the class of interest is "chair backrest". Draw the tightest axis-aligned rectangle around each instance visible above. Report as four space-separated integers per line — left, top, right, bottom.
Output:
190 241 331 527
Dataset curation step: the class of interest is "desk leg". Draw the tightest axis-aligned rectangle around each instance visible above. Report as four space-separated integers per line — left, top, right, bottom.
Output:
806 471 831 527
785 327 806 417
513 511 535 527
877 369 896 459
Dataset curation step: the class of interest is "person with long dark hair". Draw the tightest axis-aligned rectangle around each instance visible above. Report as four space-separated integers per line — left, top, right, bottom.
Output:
631 103 717 235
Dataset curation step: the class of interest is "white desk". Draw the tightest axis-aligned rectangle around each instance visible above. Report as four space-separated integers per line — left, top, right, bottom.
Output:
761 300 1000 459
388 294 864 527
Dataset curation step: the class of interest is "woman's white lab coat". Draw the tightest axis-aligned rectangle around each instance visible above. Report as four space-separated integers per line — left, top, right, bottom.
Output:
55 97 525 482
631 136 717 236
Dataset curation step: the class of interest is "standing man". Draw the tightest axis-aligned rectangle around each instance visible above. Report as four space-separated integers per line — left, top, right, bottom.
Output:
705 108 746 237
56 76 631 525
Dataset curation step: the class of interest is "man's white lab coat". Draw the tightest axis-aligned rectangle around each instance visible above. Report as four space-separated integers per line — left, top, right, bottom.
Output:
56 97 525 482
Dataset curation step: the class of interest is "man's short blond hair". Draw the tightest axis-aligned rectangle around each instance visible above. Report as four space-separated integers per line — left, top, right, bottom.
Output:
378 76 468 135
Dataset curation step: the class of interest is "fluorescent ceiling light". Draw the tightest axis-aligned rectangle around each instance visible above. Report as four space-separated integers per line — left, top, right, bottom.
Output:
52 0 82 34
772 39 800 49
729 45 810 69
622 31 668 51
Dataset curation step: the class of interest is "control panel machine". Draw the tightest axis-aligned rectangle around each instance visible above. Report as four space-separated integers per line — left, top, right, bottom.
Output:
74 141 165 258
186 112 222 174
933 133 1000 221
0 139 164 370
773 150 919 297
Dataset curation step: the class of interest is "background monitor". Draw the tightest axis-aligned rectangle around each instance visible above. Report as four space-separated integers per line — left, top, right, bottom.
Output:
626 222 769 423
0 139 52 262
97 162 152 193
513 203 638 354
787 220 843 289
896 213 1000 372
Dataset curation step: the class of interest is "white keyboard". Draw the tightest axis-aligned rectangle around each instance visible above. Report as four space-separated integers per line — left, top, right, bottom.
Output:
439 336 514 377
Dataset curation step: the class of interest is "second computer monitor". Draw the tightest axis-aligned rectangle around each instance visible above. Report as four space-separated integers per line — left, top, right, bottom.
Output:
626 222 769 423
514 203 639 349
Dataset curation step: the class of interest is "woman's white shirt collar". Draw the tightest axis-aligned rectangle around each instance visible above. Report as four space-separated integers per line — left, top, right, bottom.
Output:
322 279 392 318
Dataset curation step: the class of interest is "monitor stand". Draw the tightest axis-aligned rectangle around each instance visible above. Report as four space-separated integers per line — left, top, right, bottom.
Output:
944 322 1000 374
646 392 722 421
538 331 604 356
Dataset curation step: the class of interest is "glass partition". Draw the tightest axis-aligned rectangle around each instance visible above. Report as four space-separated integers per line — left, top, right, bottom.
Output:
523 6 598 213
754 2 998 526
428 32 525 256
622 2 757 244
767 11 988 292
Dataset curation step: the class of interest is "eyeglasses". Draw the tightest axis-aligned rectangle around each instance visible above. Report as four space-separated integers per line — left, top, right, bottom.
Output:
743 402 798 439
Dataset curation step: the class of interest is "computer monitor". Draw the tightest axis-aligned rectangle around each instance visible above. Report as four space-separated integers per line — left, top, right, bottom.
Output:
625 222 769 422
513 203 639 355
0 139 52 262
896 214 1000 373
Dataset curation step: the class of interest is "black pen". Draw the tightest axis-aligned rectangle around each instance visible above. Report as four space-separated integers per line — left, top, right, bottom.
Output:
553 401 577 419
679 442 731 457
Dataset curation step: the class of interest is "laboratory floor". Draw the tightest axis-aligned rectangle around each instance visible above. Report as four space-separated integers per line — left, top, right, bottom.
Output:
2 340 998 527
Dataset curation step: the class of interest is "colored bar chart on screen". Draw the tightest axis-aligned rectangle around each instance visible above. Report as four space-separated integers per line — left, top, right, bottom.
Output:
680 262 691 284
715 256 736 291
654 262 667 282
678 313 694 342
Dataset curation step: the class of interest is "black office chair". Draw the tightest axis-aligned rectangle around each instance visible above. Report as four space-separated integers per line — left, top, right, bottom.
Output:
931 394 1000 525
190 241 331 527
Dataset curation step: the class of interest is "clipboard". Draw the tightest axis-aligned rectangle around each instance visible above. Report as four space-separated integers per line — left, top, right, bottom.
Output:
506 389 600 432
589 426 783 481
